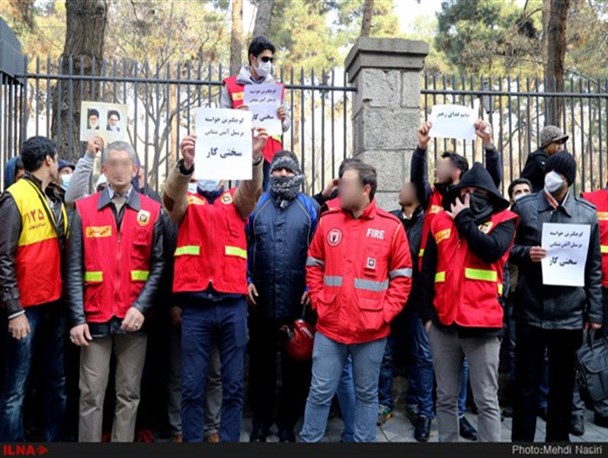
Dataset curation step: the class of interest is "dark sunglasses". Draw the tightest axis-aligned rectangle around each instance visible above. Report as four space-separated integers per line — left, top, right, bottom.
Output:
258 56 274 63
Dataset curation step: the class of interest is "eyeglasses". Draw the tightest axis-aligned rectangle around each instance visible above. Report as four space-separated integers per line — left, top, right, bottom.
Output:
258 56 274 63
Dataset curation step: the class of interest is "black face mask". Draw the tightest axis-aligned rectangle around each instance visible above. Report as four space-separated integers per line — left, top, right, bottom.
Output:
468 192 494 223
435 182 450 195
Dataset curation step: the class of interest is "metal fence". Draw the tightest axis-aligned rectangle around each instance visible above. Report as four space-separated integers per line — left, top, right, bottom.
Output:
421 74 608 194
0 56 354 195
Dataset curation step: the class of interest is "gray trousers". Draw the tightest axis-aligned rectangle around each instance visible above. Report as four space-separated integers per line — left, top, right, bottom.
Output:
167 325 222 437
427 324 502 442
78 333 147 442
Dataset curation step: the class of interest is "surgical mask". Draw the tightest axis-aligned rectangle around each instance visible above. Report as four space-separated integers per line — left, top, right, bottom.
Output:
513 193 528 202
60 173 72 191
198 179 222 193
544 171 564 194
256 60 272 78
187 182 198 194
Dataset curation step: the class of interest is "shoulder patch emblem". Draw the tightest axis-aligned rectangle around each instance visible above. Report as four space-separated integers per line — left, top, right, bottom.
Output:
137 210 151 226
327 228 343 247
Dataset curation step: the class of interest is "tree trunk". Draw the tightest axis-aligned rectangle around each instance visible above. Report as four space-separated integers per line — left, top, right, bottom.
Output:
51 0 107 163
253 0 274 37
360 0 374 37
544 0 570 126
230 0 244 75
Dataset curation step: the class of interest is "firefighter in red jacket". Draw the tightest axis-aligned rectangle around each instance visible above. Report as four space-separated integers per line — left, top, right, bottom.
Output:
66 141 165 442
419 163 518 442
162 127 268 442
581 187 608 427
220 36 290 191
300 161 412 442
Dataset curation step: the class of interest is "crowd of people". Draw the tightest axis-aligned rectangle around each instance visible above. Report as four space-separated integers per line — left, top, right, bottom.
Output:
0 36 607 445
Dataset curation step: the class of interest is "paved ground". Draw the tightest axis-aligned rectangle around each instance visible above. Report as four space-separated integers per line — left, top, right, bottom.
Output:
239 377 608 443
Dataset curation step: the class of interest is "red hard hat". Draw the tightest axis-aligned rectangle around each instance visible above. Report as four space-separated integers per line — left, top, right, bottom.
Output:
282 319 316 361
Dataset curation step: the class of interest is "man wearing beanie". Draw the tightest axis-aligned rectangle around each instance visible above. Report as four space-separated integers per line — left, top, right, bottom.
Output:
510 151 603 442
245 151 320 442
521 125 569 192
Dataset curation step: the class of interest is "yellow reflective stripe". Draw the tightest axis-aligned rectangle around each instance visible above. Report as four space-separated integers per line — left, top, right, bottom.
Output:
498 283 504 295
225 246 247 259
175 245 200 256
465 268 497 282
602 245 608 254
419 248 425 257
435 271 446 283
271 134 282 142
131 270 149 281
84 271 103 282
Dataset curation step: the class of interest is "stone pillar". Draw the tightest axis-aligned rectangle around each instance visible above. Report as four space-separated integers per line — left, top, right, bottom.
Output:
345 37 429 210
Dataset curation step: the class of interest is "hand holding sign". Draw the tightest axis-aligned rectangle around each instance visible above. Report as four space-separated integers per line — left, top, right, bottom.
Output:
429 104 476 140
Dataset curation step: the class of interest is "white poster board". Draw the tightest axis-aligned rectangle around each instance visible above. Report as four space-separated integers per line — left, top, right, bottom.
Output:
429 104 476 140
244 83 282 136
80 101 128 143
541 223 591 287
194 108 252 181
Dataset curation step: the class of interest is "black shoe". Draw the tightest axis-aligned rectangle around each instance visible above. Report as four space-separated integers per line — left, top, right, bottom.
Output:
414 416 431 442
405 404 419 425
278 429 296 443
538 406 548 422
570 417 585 437
459 416 478 441
594 412 608 428
249 425 268 443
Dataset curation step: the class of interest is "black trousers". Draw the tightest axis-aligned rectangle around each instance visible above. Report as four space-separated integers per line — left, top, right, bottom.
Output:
247 309 312 434
512 322 583 442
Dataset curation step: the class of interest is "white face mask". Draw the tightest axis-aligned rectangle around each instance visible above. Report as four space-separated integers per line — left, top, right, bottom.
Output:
256 60 272 78
544 171 564 193
513 193 527 202
60 173 72 191
198 179 222 193
187 182 198 194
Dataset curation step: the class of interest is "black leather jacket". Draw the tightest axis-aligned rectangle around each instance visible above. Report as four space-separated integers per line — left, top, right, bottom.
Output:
65 187 164 335
510 191 603 330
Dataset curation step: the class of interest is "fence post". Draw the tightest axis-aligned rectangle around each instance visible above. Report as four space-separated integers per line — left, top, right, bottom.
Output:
345 37 429 209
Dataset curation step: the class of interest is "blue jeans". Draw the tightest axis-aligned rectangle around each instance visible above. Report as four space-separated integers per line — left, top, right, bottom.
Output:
300 332 386 443
409 314 469 419
378 332 395 410
181 297 248 442
336 355 355 442
0 304 67 442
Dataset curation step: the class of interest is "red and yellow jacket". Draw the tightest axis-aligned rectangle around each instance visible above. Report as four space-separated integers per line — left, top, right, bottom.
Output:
430 209 518 328
306 200 412 344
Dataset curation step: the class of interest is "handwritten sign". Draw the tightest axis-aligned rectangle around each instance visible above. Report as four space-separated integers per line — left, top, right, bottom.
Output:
244 83 282 136
541 223 591 287
80 101 128 143
429 104 476 140
194 108 252 181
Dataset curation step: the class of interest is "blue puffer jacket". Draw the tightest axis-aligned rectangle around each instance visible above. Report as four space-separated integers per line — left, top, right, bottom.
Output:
247 192 320 319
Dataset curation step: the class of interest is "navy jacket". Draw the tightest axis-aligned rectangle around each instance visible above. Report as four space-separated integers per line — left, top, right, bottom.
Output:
247 192 320 319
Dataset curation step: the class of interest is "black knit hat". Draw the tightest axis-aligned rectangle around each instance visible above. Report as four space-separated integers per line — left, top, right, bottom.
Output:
545 150 576 186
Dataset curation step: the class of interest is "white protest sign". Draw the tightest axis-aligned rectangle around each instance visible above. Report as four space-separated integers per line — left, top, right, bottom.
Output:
429 104 476 140
194 108 252 181
541 223 591 287
244 83 282 136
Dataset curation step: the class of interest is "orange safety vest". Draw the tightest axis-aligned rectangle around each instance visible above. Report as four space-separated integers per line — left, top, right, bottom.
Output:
173 189 248 295
418 189 444 270
431 209 518 328
582 189 608 286
7 177 66 308
223 75 285 163
76 192 161 323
